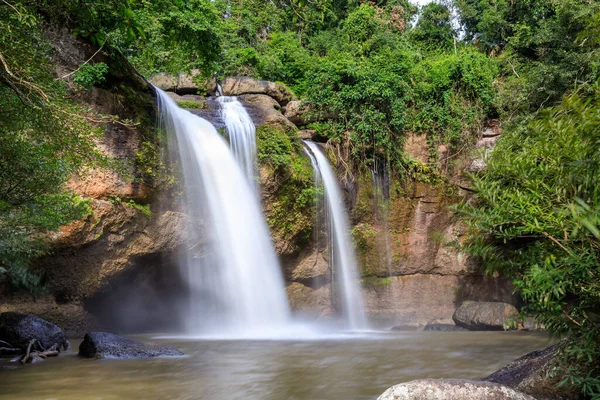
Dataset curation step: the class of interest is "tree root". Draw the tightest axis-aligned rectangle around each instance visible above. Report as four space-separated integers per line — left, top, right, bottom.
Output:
1 339 61 364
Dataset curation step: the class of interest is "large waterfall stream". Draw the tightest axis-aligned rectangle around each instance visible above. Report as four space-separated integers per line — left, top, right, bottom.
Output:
304 141 368 330
156 88 290 337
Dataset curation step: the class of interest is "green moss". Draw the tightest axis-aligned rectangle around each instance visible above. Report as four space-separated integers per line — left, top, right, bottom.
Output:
177 100 205 109
351 223 380 276
362 276 392 287
125 200 152 217
258 123 315 250
266 153 315 248
256 124 300 170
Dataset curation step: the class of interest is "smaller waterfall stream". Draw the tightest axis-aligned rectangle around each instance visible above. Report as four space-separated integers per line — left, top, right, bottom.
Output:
217 96 258 189
304 141 368 330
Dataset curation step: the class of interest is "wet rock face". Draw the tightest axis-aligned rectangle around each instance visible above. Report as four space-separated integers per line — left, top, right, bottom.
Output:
363 275 514 327
0 313 69 352
453 301 519 331
378 379 536 400
288 251 330 285
286 282 335 319
79 332 183 359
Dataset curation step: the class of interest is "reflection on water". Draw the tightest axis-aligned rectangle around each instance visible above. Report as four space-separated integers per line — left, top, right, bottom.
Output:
0 331 553 400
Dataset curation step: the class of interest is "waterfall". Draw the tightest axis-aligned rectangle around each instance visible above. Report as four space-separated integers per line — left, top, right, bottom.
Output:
155 88 290 336
217 96 258 190
303 141 368 330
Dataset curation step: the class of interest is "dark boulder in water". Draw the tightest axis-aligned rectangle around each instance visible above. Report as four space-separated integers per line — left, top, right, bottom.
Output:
423 323 467 332
0 312 69 352
79 332 183 359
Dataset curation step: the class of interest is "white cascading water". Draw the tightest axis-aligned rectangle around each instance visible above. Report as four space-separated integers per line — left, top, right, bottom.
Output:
217 96 258 190
304 141 368 330
155 88 290 337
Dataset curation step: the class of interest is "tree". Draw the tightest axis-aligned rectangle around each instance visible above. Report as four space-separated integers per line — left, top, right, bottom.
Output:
411 2 456 51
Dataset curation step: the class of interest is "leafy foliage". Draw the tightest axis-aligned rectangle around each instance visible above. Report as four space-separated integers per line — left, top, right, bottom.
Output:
457 85 600 397
0 1 107 292
73 62 109 89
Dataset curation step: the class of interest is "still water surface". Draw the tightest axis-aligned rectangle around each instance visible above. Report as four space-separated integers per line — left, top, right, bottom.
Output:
0 331 552 400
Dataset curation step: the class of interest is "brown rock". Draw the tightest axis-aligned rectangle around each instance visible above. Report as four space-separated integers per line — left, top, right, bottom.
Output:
40 202 198 302
148 72 177 92
149 70 216 95
453 301 519 331
290 251 330 283
221 77 293 105
298 130 317 140
283 100 335 126
404 133 429 164
238 94 296 139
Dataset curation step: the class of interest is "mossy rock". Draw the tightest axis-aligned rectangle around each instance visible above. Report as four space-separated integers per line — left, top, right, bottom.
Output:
257 123 315 255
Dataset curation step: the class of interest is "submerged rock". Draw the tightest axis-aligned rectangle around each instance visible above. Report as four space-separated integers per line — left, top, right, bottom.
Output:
484 341 578 400
378 379 535 400
79 332 183 359
389 325 420 332
0 312 69 352
453 301 518 331
423 323 467 332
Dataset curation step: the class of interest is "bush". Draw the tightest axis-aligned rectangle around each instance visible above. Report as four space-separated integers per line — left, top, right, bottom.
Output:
457 84 600 397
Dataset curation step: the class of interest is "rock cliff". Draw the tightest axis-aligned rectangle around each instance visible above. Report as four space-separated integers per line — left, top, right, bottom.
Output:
1 49 513 334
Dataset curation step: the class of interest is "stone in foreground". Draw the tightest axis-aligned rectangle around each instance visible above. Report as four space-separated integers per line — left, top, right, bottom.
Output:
453 301 518 331
0 312 70 352
79 332 183 359
378 379 535 400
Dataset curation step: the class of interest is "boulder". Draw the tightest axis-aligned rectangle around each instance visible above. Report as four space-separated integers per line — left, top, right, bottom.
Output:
148 72 177 92
238 94 296 137
0 312 70 352
453 301 518 331
298 129 317 140
484 342 578 400
177 70 217 95
378 379 535 400
423 323 467 332
238 93 280 111
149 70 217 95
220 77 293 106
283 100 335 126
78 332 183 359
283 100 309 125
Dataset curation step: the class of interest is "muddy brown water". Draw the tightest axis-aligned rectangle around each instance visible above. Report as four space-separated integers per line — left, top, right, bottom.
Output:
0 331 553 400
